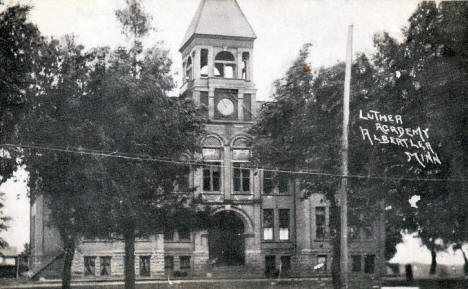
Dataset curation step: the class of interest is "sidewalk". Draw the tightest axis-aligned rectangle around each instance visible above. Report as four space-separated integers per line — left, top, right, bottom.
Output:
1 277 333 289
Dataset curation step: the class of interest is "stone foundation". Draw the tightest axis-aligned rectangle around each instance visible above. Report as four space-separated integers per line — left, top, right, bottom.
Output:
192 251 209 275
245 249 263 274
149 250 165 277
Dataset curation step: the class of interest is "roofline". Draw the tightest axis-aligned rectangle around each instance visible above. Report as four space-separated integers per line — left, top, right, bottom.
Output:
234 0 257 39
179 33 257 52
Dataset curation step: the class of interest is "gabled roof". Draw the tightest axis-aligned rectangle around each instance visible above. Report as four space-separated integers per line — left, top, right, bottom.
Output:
180 0 256 51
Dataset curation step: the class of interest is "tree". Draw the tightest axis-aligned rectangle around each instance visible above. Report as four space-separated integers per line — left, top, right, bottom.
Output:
19 36 107 289
0 192 9 248
0 3 43 247
84 1 206 289
252 3 467 280
17 2 205 289
372 1 467 274
19 242 31 259
251 31 437 287
251 45 392 288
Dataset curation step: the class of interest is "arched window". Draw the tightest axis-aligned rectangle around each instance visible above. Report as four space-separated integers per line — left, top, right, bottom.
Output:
185 56 193 80
231 137 251 193
215 51 235 61
214 51 236 79
202 136 223 192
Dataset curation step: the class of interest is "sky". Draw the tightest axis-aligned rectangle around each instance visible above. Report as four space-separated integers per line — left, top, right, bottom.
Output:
1 0 466 264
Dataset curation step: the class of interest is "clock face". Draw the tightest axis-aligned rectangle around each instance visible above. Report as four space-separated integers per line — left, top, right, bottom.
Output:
217 98 235 116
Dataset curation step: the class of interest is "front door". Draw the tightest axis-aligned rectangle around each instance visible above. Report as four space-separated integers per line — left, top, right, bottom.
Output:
208 211 245 265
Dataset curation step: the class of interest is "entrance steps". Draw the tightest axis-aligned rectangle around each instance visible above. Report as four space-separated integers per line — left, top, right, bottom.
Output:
208 265 258 279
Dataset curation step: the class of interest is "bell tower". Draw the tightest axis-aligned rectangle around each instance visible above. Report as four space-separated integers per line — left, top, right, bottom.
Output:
179 0 257 122
179 0 261 272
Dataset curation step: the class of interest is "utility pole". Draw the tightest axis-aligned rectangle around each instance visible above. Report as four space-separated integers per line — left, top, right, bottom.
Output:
340 24 353 289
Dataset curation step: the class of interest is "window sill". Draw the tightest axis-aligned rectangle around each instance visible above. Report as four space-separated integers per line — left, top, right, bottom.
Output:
314 239 331 242
262 193 292 196
232 191 253 195
262 240 292 243
209 119 255 124
164 240 191 243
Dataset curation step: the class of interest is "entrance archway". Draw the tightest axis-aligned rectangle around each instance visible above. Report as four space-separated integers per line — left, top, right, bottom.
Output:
208 211 245 265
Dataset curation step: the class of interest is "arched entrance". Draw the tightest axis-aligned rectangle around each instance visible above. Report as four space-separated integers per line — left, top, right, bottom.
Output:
208 211 245 265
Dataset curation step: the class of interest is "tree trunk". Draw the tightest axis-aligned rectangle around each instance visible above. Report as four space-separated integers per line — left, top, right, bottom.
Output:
429 246 437 275
330 202 341 289
62 238 75 289
124 226 136 289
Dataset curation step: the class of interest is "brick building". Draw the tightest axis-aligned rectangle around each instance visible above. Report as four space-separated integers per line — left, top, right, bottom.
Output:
30 0 385 281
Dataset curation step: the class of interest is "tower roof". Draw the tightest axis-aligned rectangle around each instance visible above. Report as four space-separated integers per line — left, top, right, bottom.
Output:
180 0 256 51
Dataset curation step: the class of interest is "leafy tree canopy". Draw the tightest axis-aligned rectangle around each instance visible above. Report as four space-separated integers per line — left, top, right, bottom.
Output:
0 2 44 248
251 1 467 280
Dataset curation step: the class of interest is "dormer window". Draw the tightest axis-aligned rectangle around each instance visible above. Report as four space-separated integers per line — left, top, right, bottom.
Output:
214 51 236 79
185 56 193 81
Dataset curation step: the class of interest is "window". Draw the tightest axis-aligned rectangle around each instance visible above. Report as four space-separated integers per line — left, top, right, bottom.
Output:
243 94 252 121
185 56 192 80
278 174 288 193
233 163 250 192
363 224 373 239
203 162 221 191
349 225 359 240
263 171 274 195
265 255 276 274
232 138 250 193
352 255 362 272
214 51 236 78
232 149 250 161
100 256 111 276
316 207 326 240
279 209 290 240
241 52 249 79
263 209 274 240
180 256 191 270
84 256 95 276
178 227 191 241
202 147 222 160
263 171 288 195
202 137 222 192
200 49 208 77
364 255 375 273
280 256 291 273
164 256 174 271
140 256 151 276
176 163 190 192
317 255 327 272
200 91 209 115
164 227 174 241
